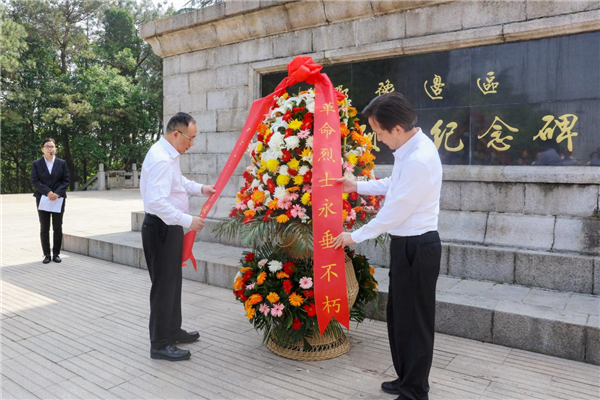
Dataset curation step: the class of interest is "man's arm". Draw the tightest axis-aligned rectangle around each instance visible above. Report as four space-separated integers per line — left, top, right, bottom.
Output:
356 177 391 196
351 161 431 244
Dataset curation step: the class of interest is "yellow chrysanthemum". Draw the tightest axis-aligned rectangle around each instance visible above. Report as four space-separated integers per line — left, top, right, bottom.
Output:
347 154 358 166
293 175 304 185
342 210 348 221
267 159 279 172
282 93 289 99
288 119 302 131
244 210 256 217
289 293 304 307
268 200 279 210
301 192 311 205
240 267 253 273
276 214 290 223
276 175 290 186
301 148 312 161
256 142 263 152
246 307 256 320
342 193 348 200
249 294 263 305
234 277 243 291
276 271 289 279
267 292 280 303
258 160 267 173
348 107 357 117
287 158 300 170
257 271 267 285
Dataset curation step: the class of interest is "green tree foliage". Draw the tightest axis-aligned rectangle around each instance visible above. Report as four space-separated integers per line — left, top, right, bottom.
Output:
1 0 170 194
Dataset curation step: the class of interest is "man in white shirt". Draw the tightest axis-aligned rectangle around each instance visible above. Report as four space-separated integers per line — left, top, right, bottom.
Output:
140 112 215 361
334 93 442 400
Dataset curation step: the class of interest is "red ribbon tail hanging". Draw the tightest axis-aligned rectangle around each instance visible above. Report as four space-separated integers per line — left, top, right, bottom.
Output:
181 231 198 270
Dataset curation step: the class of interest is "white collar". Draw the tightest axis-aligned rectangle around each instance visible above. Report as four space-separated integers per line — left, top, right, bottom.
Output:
393 128 422 161
159 136 180 160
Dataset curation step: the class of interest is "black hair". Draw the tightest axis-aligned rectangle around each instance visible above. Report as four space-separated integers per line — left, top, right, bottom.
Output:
41 138 56 147
361 92 417 132
165 112 196 134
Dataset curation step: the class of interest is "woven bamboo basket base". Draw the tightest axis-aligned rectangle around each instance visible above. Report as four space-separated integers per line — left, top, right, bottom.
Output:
266 328 350 361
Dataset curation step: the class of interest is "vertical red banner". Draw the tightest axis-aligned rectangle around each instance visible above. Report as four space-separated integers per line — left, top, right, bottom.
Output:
312 79 350 335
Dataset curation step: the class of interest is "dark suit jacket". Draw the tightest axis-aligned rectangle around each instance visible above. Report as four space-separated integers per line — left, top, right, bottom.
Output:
31 157 70 199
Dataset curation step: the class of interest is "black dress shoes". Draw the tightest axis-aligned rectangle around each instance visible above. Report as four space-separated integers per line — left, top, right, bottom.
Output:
53 255 62 263
43 255 51 264
150 344 191 361
381 380 400 395
172 330 200 344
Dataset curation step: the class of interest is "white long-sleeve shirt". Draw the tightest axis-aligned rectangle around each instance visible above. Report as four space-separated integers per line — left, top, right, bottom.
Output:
351 129 442 243
140 137 204 228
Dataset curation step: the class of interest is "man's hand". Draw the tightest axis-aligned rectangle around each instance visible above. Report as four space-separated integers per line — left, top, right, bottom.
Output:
189 216 206 232
202 185 216 196
47 192 58 201
333 232 356 249
336 177 357 194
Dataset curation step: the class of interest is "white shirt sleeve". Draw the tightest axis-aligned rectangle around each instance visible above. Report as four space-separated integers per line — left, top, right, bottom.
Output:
145 160 193 228
356 177 391 196
351 161 432 243
182 175 204 196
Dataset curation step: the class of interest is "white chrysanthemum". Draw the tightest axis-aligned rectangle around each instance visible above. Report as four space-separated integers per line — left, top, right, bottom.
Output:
268 131 285 151
261 149 283 162
306 96 315 113
268 260 283 273
284 136 300 150
251 179 260 188
298 166 310 176
274 186 287 199
279 165 289 176
247 200 255 210
306 136 314 149
262 174 270 185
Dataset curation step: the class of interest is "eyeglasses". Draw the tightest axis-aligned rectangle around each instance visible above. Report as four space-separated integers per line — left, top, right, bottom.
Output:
43 146 57 149
175 130 196 144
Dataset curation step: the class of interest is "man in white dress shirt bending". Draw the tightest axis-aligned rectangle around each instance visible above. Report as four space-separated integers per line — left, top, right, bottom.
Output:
334 93 443 400
140 112 215 361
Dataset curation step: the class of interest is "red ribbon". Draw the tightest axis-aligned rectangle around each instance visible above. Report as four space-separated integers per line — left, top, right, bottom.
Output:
182 56 349 334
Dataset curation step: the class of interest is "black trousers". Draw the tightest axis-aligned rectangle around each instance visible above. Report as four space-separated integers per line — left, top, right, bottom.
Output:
141 214 184 350
36 197 66 256
387 230 441 400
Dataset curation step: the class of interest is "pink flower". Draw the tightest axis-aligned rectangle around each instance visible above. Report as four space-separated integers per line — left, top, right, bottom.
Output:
286 193 299 202
360 198 367 205
235 202 248 211
246 282 256 290
346 209 356 222
277 198 292 210
302 184 312 193
271 302 285 317
299 277 313 289
258 259 268 268
343 161 354 174
298 129 311 139
290 205 305 218
259 303 270 316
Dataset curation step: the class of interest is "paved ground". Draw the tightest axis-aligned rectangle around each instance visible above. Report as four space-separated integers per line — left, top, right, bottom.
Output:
2 190 599 399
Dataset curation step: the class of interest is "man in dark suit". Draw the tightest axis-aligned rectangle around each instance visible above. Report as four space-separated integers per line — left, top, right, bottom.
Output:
31 138 70 264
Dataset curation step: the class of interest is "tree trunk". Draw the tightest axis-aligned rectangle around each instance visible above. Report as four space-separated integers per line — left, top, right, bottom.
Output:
62 135 77 190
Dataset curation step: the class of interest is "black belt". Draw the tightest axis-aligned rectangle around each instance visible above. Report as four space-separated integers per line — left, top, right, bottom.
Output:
390 230 439 240
145 212 160 218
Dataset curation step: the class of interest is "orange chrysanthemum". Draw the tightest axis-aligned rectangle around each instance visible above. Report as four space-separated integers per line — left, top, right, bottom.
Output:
266 292 280 303
268 200 279 210
234 277 243 291
276 215 289 223
276 271 290 279
288 293 304 307
249 294 263 305
358 152 375 165
340 124 350 138
251 190 266 204
244 210 256 217
257 271 267 285
246 307 256 320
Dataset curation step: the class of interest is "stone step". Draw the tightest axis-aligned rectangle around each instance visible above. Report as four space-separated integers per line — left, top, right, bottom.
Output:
131 211 600 295
63 231 600 365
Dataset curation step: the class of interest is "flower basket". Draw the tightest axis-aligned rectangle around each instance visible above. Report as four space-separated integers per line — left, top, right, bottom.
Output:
218 84 381 361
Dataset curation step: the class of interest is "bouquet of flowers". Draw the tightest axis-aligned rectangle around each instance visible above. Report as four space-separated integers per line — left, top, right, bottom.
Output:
233 242 378 345
215 88 384 259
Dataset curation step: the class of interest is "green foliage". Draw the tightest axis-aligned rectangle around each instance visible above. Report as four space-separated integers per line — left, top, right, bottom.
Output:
1 0 168 194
